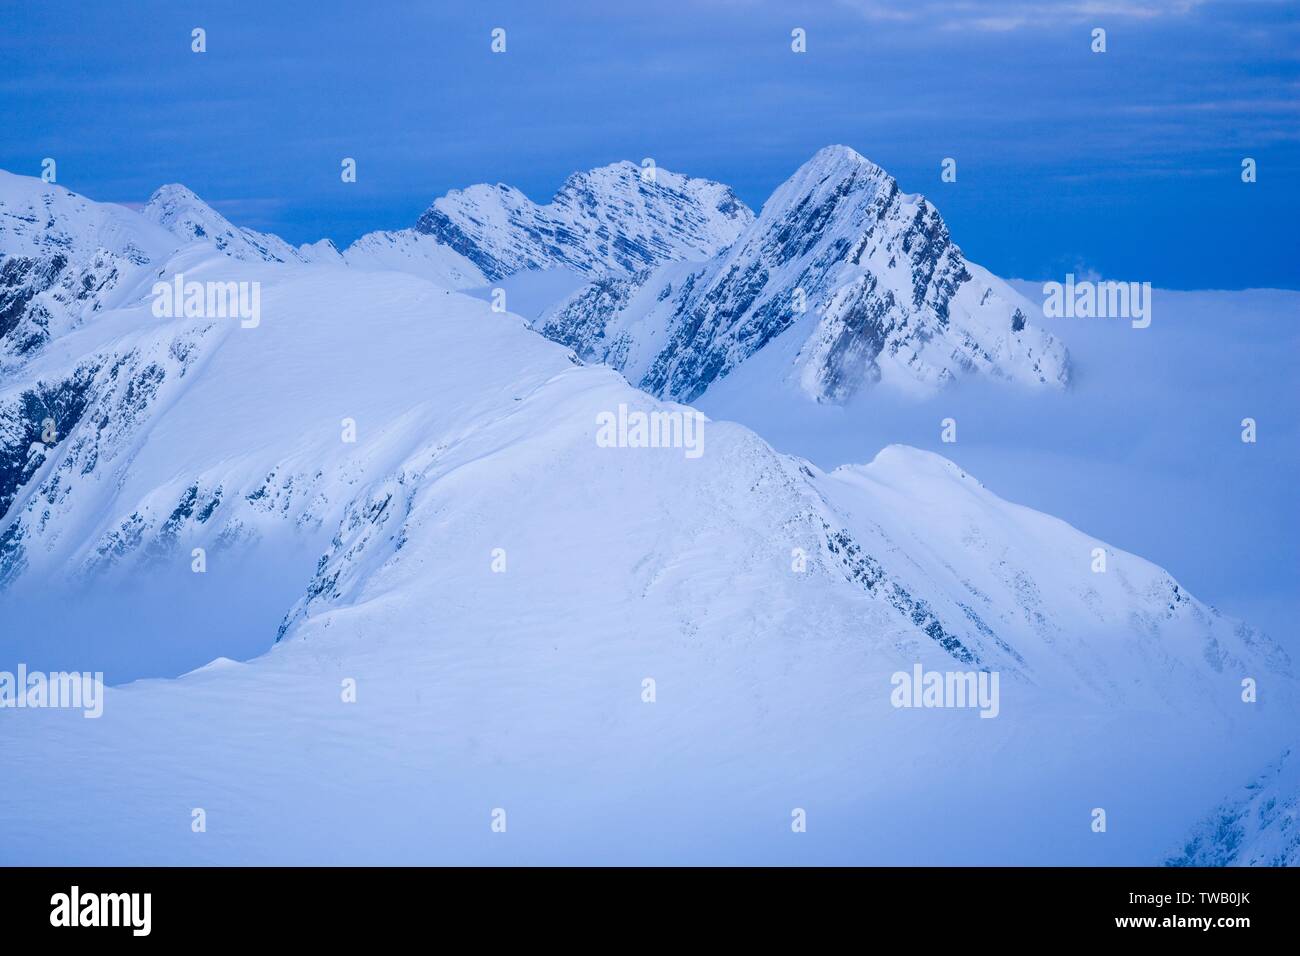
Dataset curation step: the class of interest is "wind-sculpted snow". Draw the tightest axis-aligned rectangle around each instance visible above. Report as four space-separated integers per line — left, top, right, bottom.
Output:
267 381 1286 727
540 146 1071 403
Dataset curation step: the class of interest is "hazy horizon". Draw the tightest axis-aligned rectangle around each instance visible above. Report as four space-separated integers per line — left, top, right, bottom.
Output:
4 0 1297 290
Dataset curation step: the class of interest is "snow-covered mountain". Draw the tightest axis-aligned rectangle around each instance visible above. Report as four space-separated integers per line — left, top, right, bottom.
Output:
141 184 307 265
0 171 1278 709
1167 747 1300 866
0 174 316 372
540 146 1070 403
311 160 752 293
0 171 178 365
0 168 1291 865
338 227 487 289
411 160 753 280
27 149 1069 409
138 180 493 288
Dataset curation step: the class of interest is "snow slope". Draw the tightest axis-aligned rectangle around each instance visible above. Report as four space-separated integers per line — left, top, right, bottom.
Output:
339 228 487 289
0 169 1292 865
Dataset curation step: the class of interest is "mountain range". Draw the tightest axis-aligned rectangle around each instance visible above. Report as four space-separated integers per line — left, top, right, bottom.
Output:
4 148 1068 402
0 152 1291 865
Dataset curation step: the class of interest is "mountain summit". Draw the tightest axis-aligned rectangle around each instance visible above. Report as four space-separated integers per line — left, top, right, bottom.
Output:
142 184 307 265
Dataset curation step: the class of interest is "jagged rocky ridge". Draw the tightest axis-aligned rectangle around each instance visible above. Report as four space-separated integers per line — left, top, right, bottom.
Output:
539 146 1070 403
412 160 753 280
0 171 177 367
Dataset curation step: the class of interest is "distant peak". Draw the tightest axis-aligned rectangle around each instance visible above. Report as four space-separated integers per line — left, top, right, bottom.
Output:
811 144 869 165
558 160 662 194
754 145 895 224
414 159 753 280
862 445 982 486
141 184 228 231
797 144 888 182
574 159 640 176
139 182 301 264
145 183 207 207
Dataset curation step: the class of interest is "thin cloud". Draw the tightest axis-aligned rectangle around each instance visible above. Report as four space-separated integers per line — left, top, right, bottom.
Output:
837 0 1206 31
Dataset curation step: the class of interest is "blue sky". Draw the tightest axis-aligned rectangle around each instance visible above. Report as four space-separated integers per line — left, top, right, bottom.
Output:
2 0 1297 288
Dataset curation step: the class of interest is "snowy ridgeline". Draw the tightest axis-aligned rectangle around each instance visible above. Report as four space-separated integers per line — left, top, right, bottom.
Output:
0 160 1294 865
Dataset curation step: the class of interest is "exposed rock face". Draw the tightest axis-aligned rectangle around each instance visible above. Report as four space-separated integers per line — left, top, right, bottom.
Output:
0 171 176 366
412 160 753 280
540 146 1070 403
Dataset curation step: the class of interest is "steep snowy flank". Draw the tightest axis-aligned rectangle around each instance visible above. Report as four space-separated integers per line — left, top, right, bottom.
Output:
1167 747 1300 866
0 171 178 365
540 146 1070 404
0 173 309 371
142 184 306 265
410 160 753 280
